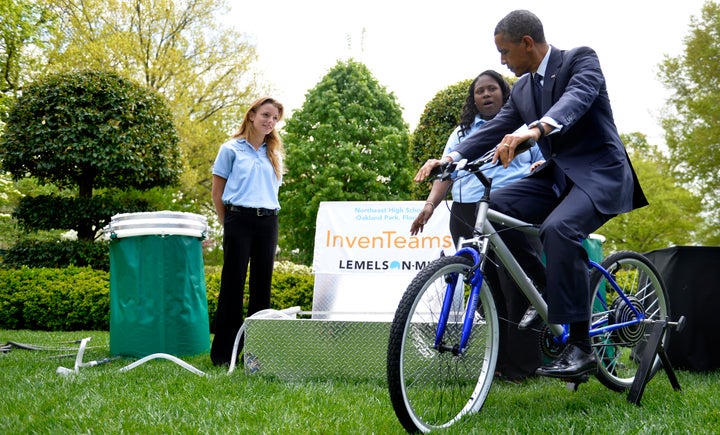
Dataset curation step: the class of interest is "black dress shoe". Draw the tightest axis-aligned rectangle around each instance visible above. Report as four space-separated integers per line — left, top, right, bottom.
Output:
518 305 540 330
535 344 597 378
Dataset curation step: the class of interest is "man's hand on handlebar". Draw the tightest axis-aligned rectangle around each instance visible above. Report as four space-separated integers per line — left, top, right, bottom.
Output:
414 127 541 182
493 127 542 168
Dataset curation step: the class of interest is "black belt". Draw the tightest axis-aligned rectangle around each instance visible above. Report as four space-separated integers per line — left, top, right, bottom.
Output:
226 205 279 216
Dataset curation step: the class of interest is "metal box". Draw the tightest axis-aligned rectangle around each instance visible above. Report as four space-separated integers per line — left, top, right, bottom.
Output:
243 318 390 381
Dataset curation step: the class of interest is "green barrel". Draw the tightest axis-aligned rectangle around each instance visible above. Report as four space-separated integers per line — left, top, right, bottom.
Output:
584 234 607 314
583 234 604 263
539 234 605 309
106 211 210 358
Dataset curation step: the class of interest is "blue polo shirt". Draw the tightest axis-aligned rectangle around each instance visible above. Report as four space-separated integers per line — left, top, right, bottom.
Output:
444 116 544 203
212 138 282 209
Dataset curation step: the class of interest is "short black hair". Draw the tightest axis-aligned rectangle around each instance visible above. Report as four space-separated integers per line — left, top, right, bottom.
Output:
494 10 545 44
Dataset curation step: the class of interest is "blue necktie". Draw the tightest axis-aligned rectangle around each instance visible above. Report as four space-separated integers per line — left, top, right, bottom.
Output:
533 73 543 117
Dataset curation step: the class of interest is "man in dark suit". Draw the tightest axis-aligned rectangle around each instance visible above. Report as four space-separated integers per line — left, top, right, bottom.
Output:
415 9 647 378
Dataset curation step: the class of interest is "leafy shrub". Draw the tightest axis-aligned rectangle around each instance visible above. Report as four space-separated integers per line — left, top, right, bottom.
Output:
0 262 314 331
270 271 314 312
13 194 154 235
2 240 110 271
205 269 221 328
0 267 109 330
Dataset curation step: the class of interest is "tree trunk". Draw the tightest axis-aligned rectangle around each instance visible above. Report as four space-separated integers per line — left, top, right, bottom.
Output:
76 177 94 241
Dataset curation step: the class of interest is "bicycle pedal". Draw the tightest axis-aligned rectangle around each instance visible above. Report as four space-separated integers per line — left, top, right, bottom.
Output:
561 373 590 391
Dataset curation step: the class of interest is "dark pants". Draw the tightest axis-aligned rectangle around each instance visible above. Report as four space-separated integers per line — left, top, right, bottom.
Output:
449 201 478 245
450 201 542 380
490 164 612 325
210 210 278 365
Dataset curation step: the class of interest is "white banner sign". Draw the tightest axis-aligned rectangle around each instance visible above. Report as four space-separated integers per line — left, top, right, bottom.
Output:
311 201 454 320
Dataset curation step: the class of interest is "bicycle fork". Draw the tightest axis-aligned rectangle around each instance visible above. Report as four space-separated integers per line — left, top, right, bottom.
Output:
433 246 487 356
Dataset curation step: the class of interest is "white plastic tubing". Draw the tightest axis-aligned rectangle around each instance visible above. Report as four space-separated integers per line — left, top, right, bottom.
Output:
227 306 301 374
119 353 206 376
56 337 207 377
55 306 301 377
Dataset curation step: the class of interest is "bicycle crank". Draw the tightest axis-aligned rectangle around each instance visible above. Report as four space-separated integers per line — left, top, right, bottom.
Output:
539 325 567 359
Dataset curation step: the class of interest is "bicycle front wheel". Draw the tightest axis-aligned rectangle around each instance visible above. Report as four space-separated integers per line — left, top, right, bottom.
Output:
387 255 499 433
590 250 670 391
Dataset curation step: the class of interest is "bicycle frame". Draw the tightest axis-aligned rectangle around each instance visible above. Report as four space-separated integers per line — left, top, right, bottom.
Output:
389 154 676 433
432 159 646 356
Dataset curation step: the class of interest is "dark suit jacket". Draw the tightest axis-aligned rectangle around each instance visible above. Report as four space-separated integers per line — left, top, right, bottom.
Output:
454 46 648 215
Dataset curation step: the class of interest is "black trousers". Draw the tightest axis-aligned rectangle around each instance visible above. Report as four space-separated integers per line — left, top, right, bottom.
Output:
450 201 542 379
210 210 278 365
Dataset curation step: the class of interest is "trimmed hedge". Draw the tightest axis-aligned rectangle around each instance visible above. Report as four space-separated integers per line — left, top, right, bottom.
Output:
0 262 314 331
2 240 110 271
12 194 154 236
0 267 109 330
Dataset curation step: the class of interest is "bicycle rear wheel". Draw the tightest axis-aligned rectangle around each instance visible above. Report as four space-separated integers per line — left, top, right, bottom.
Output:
387 255 499 433
589 250 670 391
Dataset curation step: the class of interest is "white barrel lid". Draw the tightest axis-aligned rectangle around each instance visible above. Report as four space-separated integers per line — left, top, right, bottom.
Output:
104 211 208 238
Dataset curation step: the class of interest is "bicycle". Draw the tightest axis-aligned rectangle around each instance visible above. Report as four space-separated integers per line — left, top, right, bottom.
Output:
387 148 674 433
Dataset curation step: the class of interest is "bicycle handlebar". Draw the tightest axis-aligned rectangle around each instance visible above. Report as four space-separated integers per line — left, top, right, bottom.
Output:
429 139 536 182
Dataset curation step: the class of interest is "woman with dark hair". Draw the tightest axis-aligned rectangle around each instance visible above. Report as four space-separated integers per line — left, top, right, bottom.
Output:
411 71 544 383
411 70 543 245
457 70 510 139
210 97 285 366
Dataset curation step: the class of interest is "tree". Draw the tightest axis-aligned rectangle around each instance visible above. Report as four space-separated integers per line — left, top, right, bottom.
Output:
44 0 263 205
0 172 22 251
279 60 412 265
0 0 54 124
0 1 71 254
0 70 180 241
409 80 471 200
658 1 720 243
596 133 704 253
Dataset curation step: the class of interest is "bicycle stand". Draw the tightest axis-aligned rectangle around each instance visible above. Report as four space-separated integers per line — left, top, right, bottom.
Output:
626 316 685 406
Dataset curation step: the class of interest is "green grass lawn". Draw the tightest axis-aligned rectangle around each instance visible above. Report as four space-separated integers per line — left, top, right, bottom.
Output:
1 330 719 434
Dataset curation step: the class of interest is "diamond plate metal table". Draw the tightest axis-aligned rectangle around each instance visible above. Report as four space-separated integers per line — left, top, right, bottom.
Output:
243 317 390 381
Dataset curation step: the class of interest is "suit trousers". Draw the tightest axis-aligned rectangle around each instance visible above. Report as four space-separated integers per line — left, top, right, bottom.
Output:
210 210 279 365
489 164 612 325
